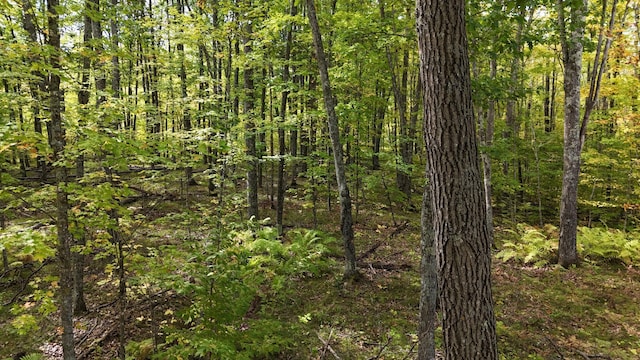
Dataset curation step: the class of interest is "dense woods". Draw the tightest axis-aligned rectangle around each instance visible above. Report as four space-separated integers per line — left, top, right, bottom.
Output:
1 0 640 358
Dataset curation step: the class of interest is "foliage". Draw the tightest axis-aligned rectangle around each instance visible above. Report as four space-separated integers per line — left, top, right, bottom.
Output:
578 227 640 266
497 224 640 267
496 224 558 268
17 354 44 360
148 222 336 359
0 226 56 267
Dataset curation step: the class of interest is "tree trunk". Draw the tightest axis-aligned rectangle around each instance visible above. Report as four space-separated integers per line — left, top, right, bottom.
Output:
479 58 497 242
307 0 358 278
557 0 587 268
244 7 259 219
276 0 296 234
47 0 76 357
417 0 498 358
418 172 436 360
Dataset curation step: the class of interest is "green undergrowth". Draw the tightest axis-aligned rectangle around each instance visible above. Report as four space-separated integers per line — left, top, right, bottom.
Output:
127 213 340 359
2 186 640 359
496 223 640 267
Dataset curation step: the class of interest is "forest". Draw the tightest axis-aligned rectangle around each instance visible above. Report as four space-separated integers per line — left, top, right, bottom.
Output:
0 0 639 358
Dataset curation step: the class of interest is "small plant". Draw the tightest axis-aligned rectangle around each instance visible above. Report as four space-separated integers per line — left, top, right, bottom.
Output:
496 224 557 267
496 224 640 267
578 227 640 265
18 354 44 360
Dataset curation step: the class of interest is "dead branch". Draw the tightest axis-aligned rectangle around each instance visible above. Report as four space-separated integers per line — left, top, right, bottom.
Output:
545 336 565 360
358 262 412 271
357 241 383 261
318 330 341 360
576 350 612 360
2 258 53 306
368 335 392 360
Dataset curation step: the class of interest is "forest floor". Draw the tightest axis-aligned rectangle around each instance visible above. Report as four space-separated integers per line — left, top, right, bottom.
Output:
1 179 640 360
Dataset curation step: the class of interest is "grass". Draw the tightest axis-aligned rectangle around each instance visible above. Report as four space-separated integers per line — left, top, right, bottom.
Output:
1 179 640 359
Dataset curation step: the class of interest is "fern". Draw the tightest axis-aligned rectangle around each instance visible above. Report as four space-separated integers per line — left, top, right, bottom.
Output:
496 224 640 267
496 224 556 267
578 227 640 265
19 354 44 360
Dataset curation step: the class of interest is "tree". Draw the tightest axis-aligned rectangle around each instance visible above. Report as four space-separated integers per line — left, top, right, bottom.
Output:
557 0 587 268
307 0 357 278
557 0 626 267
47 0 76 357
416 0 498 358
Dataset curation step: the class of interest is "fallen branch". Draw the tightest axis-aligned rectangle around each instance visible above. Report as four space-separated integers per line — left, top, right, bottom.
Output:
77 321 118 360
576 350 612 360
358 261 412 271
317 330 341 360
368 335 392 360
389 221 409 238
545 336 565 360
357 241 383 261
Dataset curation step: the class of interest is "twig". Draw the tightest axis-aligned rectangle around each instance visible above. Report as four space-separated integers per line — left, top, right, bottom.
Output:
545 336 565 360
576 350 612 360
357 262 412 271
3 259 52 306
368 335 392 360
401 341 417 360
5 189 57 222
317 330 341 360
357 241 383 261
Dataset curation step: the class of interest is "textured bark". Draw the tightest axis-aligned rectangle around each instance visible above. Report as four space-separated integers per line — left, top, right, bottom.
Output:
418 174 436 360
557 0 586 268
416 1 498 358
48 0 76 357
307 0 357 278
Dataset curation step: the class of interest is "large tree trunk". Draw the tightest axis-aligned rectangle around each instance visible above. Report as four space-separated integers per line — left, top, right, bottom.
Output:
557 0 587 268
307 0 358 278
48 0 76 357
416 1 498 358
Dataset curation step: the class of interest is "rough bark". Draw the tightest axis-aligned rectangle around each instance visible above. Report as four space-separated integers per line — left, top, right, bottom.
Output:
47 0 76 357
557 0 586 268
416 0 498 358
307 0 358 278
